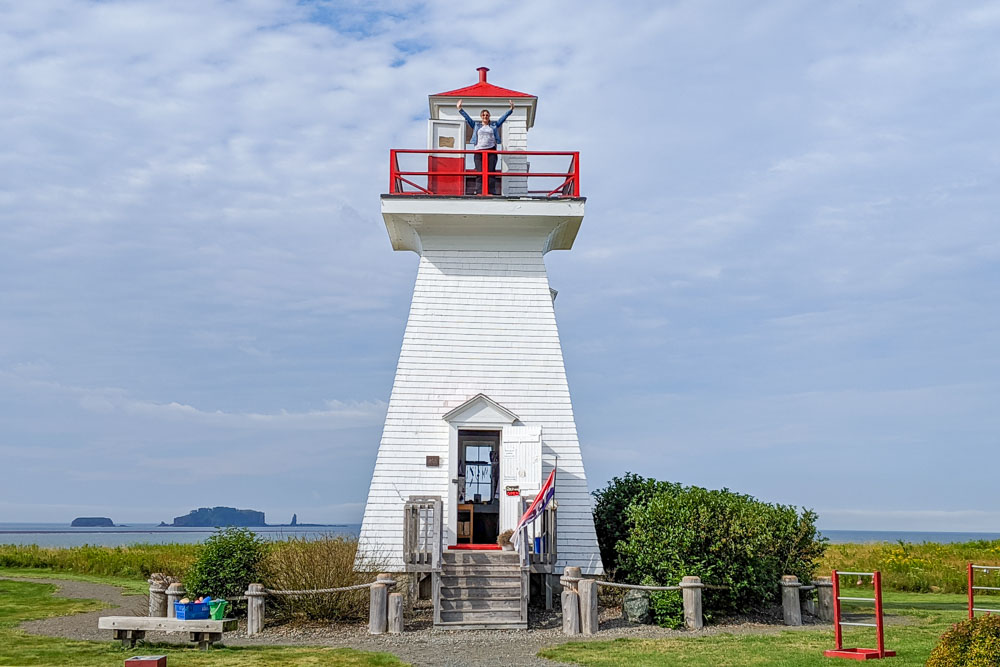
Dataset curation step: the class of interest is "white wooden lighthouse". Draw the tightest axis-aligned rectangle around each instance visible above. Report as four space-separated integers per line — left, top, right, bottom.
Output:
358 68 602 628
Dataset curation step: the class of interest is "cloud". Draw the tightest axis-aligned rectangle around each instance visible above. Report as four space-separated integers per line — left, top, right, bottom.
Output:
1 369 386 430
1 1 998 529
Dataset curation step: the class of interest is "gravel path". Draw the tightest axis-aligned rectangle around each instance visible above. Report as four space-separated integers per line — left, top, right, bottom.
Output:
7 576 825 667
8 576 149 642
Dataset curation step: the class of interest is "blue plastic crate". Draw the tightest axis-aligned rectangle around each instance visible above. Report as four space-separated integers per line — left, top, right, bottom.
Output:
175 601 210 620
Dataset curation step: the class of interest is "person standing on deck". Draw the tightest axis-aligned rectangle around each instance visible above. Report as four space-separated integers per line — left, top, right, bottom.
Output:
458 98 514 195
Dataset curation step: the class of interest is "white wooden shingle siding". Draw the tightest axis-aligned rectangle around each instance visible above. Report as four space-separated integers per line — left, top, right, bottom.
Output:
502 116 528 195
358 248 603 575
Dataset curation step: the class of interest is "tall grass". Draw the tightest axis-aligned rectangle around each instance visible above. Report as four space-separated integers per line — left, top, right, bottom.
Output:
0 536 385 622
264 535 387 622
0 543 198 579
820 540 1000 594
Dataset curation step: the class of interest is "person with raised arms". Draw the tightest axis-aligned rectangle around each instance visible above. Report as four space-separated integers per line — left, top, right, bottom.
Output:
457 98 514 195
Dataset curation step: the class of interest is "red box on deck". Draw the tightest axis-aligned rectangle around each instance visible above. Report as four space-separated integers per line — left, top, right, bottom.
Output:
125 656 167 667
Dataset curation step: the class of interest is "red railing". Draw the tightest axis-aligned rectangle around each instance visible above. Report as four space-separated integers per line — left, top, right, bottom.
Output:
388 149 580 198
825 570 895 661
968 563 1000 618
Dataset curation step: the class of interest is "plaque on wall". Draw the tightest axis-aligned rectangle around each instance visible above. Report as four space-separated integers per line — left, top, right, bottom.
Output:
505 485 520 496
426 455 440 467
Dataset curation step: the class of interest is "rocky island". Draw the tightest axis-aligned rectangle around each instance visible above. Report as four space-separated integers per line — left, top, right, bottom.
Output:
170 506 265 527
71 517 114 527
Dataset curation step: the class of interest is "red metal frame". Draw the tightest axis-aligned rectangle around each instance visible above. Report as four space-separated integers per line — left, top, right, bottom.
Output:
388 149 580 198
968 563 1000 618
824 570 896 661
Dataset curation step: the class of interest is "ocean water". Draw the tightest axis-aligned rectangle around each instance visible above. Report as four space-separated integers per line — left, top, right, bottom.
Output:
0 523 362 548
820 529 1000 544
2 523 999 548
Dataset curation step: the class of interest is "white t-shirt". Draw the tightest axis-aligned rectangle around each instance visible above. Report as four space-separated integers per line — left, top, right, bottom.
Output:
475 124 496 149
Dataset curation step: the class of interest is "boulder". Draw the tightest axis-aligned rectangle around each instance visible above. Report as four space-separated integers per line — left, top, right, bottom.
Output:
623 589 651 624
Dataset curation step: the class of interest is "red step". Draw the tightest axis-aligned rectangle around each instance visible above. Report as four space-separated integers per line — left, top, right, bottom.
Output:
447 544 501 551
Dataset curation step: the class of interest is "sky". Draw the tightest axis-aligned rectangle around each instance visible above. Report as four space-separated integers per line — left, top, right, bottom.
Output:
1 1 998 531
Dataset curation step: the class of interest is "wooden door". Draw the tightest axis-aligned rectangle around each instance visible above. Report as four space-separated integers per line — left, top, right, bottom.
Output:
427 119 465 195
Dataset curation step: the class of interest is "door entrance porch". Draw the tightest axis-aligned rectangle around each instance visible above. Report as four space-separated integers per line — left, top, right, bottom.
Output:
456 429 500 546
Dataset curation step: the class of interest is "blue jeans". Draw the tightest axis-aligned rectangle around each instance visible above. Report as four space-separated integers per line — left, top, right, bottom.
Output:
473 151 500 195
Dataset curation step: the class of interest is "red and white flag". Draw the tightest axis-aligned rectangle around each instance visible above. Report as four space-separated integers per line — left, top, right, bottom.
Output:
512 468 555 548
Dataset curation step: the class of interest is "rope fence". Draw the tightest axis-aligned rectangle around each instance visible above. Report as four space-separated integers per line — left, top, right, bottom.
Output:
147 574 402 636
559 569 711 636
595 581 681 592
559 571 828 637
261 582 395 596
148 570 835 639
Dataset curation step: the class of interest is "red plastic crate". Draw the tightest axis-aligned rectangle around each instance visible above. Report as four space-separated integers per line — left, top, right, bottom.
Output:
125 656 167 667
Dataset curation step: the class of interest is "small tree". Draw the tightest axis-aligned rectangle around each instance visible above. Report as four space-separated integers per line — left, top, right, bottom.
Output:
616 484 825 628
185 528 269 600
592 473 673 576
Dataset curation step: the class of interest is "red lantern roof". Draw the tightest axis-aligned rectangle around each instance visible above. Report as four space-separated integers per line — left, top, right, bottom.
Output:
434 67 534 98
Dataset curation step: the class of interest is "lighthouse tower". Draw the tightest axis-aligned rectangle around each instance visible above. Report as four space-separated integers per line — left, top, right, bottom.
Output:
358 69 602 628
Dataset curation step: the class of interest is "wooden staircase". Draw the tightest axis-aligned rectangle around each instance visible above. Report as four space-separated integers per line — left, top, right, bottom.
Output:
434 550 528 630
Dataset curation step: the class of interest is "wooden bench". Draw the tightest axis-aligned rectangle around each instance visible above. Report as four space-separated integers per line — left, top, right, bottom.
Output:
98 616 237 650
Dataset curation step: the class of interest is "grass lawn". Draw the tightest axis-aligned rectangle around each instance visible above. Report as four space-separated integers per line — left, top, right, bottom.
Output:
0 579 405 667
539 592 969 666
0 567 150 595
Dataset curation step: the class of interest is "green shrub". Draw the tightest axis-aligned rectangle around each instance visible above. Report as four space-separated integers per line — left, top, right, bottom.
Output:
592 473 672 576
616 484 825 628
927 614 1000 666
184 528 268 600
264 536 384 621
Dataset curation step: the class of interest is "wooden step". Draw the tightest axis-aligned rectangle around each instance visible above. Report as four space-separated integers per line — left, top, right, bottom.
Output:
434 550 527 630
440 597 520 612
439 608 523 624
441 566 520 577
442 552 519 565
440 586 522 600
433 620 527 631
440 575 521 588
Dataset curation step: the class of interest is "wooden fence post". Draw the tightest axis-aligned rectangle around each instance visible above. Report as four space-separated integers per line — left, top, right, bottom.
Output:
781 575 802 626
246 583 265 636
578 579 598 635
370 583 388 634
680 576 703 630
813 577 834 622
561 567 581 635
148 574 167 617
388 592 403 634
562 590 580 634
165 582 185 619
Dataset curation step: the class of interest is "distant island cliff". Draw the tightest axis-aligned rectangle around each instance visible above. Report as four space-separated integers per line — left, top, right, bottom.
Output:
169 507 265 527
71 517 114 527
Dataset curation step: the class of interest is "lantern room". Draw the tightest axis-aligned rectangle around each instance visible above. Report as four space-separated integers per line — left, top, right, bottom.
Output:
388 67 579 198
